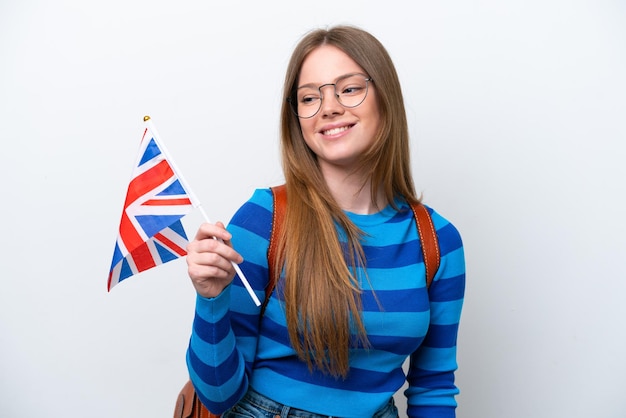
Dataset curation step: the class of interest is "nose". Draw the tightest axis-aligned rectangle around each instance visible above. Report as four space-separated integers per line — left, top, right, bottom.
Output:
319 84 344 116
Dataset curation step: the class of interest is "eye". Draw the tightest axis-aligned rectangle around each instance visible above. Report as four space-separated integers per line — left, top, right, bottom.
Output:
301 96 319 104
337 75 367 96
340 85 364 95
298 89 321 106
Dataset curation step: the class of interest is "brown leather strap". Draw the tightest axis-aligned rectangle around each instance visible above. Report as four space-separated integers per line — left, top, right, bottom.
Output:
263 184 287 315
410 202 440 288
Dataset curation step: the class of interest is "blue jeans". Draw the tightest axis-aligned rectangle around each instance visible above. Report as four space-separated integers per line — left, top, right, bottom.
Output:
222 387 398 418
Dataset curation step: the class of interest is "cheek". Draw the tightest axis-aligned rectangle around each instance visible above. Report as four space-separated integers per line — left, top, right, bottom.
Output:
368 106 383 137
298 119 315 134
299 121 316 145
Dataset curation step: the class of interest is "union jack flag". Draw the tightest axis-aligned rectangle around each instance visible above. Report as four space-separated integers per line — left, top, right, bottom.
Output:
108 119 195 290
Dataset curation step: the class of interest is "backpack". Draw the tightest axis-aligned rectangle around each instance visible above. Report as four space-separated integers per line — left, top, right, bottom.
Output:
173 185 441 418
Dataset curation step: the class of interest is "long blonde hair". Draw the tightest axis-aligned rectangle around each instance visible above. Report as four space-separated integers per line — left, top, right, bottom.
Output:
276 25 418 378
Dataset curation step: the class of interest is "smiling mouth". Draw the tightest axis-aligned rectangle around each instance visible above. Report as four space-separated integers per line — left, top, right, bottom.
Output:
322 125 353 136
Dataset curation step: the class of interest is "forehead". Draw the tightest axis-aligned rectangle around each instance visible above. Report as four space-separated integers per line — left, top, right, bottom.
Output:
298 45 366 85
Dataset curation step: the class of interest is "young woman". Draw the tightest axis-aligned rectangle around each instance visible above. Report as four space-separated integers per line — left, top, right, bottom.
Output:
186 25 465 418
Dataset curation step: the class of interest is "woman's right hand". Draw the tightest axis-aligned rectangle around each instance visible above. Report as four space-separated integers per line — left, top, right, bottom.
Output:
186 221 243 299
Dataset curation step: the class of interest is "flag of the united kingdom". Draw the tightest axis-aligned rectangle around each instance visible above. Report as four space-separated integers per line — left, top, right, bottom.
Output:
108 121 194 290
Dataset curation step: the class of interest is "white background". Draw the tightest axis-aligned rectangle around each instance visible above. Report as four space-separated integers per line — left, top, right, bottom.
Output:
1 1 625 417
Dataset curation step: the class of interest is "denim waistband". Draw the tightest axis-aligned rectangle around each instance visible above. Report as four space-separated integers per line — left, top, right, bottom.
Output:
227 387 398 418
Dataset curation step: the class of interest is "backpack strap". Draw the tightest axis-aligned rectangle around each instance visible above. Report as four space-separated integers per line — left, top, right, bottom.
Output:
409 202 441 288
262 184 287 315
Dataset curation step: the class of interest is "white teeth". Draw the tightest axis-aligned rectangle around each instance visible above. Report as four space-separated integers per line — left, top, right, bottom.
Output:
323 126 349 136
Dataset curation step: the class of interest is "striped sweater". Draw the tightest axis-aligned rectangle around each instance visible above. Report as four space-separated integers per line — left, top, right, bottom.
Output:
187 188 465 418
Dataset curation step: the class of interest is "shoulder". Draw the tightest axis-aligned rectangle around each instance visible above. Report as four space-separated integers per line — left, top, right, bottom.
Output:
422 205 465 301
232 188 275 215
228 188 276 238
423 205 464 256
247 188 275 209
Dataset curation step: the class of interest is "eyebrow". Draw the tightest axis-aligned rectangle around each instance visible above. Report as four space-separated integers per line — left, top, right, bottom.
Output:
296 72 366 90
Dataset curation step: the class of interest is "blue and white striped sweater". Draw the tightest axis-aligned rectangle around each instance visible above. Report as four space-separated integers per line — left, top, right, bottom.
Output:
187 188 465 418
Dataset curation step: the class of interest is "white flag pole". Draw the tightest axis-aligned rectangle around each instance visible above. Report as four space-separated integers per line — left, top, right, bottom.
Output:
143 116 261 307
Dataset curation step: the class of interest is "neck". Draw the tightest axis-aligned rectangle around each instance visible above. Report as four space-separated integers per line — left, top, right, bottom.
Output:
321 165 386 214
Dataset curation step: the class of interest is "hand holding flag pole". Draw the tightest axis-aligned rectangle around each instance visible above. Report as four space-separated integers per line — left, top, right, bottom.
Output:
193 207 260 306
108 116 261 307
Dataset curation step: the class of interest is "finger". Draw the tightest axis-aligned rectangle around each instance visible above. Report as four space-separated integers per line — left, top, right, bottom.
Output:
188 236 243 264
188 241 239 266
193 222 232 242
188 253 234 280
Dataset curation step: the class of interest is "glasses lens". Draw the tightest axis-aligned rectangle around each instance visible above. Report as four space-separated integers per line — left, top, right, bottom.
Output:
294 87 322 119
336 75 369 108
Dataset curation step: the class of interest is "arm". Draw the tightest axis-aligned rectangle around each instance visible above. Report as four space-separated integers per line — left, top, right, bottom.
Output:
186 189 274 414
405 213 466 418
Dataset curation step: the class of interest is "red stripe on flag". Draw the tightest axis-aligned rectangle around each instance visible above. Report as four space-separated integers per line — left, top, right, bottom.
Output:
154 232 187 257
119 210 146 254
124 160 174 209
143 198 192 206
130 242 157 272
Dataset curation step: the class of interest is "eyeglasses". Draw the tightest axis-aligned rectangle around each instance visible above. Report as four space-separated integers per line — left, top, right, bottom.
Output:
287 73 373 119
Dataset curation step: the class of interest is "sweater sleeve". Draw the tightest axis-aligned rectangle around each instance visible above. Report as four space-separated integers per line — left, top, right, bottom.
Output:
186 189 274 414
405 208 466 418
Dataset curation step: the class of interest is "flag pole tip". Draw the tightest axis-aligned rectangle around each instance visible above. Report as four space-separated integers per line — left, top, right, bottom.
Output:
143 115 151 122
